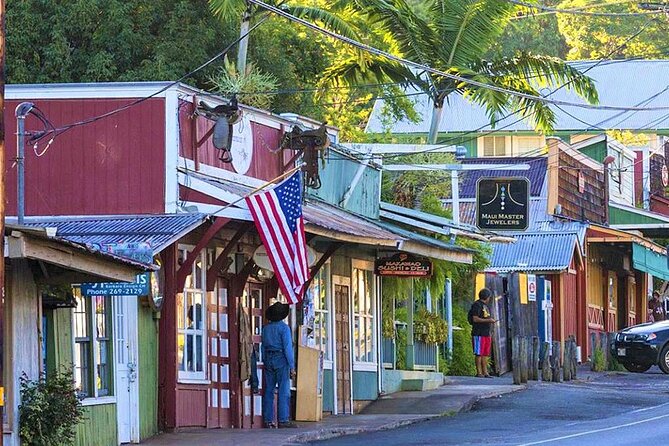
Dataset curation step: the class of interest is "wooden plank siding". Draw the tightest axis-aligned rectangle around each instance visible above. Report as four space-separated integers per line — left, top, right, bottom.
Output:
178 103 286 182
75 404 118 446
3 98 166 216
138 302 159 440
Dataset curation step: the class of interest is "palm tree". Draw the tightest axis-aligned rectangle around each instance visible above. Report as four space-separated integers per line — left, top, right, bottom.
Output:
321 0 599 143
209 0 360 74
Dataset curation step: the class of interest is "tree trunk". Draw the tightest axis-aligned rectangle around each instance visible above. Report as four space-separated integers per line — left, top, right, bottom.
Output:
427 104 444 144
237 10 252 75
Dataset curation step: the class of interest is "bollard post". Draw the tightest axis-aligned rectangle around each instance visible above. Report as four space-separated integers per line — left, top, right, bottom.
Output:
542 342 552 382
552 341 562 383
512 336 521 385
520 337 529 383
531 336 540 381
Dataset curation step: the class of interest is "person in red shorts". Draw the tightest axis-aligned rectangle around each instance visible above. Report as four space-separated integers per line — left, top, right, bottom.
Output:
469 288 497 378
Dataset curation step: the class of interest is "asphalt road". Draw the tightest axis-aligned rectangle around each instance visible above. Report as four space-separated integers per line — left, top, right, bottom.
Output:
310 367 669 446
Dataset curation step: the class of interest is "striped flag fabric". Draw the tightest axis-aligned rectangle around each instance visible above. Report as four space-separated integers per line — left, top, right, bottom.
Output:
245 171 310 304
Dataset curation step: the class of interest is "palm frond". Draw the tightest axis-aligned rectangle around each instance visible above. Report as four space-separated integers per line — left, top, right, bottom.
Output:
287 5 363 41
209 0 248 19
430 0 516 67
320 55 422 90
472 53 599 104
347 0 443 64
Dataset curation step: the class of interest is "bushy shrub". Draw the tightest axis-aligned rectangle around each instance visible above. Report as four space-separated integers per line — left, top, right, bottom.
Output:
19 369 84 446
591 347 606 372
441 305 476 376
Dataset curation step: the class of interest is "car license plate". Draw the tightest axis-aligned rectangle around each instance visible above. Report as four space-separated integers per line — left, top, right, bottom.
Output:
617 348 626 357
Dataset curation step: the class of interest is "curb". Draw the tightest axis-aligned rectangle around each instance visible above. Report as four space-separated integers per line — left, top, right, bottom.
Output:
285 384 527 444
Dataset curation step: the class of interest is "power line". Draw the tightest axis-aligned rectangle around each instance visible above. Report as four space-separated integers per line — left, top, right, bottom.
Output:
507 0 667 17
510 0 649 19
247 0 669 113
40 18 268 142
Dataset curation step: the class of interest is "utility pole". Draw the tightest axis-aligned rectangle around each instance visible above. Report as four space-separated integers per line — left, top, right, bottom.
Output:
0 0 7 441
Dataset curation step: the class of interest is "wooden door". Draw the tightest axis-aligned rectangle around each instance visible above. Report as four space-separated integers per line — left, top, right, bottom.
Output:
241 282 264 429
334 282 352 414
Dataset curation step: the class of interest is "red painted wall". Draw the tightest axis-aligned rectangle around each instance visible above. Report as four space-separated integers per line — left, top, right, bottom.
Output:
4 98 166 216
178 101 285 182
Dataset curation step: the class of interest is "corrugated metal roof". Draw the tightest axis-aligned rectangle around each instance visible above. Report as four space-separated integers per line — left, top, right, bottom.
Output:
10 213 208 253
179 171 472 260
458 157 547 198
303 199 399 242
366 60 669 133
487 232 580 273
5 224 155 270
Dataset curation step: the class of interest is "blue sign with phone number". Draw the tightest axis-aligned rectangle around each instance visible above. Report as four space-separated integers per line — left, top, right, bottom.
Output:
81 273 150 296
80 242 153 296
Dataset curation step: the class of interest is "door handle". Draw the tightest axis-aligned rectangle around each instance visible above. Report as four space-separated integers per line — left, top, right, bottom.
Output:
128 362 138 383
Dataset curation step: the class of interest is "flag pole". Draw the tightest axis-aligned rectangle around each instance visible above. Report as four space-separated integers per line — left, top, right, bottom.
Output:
210 163 305 215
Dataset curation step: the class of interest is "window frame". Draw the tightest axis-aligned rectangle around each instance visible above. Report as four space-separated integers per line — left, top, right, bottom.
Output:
351 260 376 371
71 290 115 403
479 135 510 157
177 246 209 383
309 262 332 365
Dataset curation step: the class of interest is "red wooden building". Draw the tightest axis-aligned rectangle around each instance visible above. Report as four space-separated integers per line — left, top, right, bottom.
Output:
5 82 472 434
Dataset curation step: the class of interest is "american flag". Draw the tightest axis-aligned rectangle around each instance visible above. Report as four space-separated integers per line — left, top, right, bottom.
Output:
245 171 309 304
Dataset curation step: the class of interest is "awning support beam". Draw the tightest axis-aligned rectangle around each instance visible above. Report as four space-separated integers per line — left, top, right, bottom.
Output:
206 222 253 291
177 217 230 291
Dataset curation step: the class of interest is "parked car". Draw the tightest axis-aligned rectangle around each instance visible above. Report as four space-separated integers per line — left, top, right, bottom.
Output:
611 321 669 373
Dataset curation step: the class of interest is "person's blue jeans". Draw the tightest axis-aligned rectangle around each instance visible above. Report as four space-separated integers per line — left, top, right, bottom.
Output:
263 355 291 424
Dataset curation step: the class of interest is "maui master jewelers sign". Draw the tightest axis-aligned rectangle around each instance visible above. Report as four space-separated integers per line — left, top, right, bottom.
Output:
476 177 530 231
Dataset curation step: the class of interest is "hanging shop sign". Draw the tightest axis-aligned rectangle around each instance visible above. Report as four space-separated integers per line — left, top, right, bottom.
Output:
253 244 319 272
374 253 432 277
476 177 530 231
80 242 154 297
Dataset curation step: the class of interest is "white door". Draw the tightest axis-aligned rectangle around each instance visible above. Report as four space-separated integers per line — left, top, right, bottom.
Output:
114 296 140 444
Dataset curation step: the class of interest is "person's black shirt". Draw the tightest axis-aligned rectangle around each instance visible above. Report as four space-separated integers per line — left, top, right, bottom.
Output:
471 300 492 337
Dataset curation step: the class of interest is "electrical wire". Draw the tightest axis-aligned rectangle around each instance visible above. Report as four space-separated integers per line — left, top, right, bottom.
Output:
506 0 667 17
247 0 669 113
40 18 268 142
510 0 651 19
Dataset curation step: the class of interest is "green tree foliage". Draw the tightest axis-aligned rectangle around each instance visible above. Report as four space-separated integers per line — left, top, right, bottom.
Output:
557 0 669 60
7 0 234 84
320 0 598 142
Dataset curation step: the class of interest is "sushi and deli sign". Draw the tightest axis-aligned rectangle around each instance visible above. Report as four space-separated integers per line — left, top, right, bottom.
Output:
374 253 432 277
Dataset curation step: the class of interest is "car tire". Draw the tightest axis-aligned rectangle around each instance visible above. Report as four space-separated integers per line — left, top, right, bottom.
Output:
659 344 669 374
621 362 651 373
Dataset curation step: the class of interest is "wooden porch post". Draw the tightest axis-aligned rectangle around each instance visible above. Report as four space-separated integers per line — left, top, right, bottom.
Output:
158 243 179 430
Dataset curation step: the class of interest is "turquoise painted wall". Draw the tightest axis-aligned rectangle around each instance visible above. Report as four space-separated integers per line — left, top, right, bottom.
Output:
322 368 334 412
352 371 378 401
307 149 381 218
138 303 159 440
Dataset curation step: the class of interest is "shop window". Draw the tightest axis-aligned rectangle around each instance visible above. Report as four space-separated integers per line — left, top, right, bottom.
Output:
515 136 545 155
73 291 112 399
481 136 508 157
178 247 207 381
352 265 375 364
309 264 331 361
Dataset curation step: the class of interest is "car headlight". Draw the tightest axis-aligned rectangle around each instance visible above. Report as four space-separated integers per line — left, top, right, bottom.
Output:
646 333 657 341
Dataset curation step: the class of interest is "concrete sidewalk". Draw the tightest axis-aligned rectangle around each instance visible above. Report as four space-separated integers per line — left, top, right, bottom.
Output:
143 375 525 446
